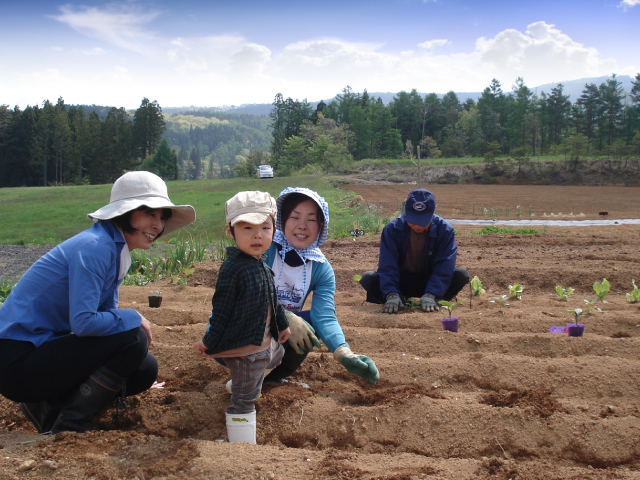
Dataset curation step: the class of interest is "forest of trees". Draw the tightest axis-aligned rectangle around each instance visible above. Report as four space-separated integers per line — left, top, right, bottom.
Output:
163 111 271 180
2 74 639 188
0 97 168 187
268 74 640 174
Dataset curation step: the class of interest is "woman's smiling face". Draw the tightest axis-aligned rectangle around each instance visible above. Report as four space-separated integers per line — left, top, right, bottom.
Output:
124 208 166 251
283 199 320 249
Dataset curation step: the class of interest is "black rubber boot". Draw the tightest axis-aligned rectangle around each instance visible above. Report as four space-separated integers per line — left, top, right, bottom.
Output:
51 367 125 434
20 399 65 434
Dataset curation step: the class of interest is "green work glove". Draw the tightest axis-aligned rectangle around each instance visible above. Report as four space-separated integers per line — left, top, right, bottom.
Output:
382 292 404 314
334 346 380 385
286 311 321 354
420 292 439 312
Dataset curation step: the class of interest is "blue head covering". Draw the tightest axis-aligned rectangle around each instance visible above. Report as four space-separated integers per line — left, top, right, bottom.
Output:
273 187 329 293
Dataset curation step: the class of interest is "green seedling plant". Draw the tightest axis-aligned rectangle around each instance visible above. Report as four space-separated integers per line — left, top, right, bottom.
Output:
583 298 602 313
150 290 161 296
470 276 485 296
490 295 510 315
404 298 420 311
509 283 524 300
555 285 575 301
172 268 195 285
564 307 591 325
626 280 640 303
593 278 610 303
438 298 466 319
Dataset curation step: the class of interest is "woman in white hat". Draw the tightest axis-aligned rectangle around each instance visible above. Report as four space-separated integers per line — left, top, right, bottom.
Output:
0 171 195 434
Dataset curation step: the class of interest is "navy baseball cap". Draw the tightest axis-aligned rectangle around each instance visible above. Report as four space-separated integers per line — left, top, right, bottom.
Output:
403 189 436 227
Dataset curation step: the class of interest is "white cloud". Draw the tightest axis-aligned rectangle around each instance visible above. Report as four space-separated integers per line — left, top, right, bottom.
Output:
81 47 107 56
619 0 640 9
50 4 161 54
417 39 450 50
228 44 272 77
475 21 617 87
10 10 630 109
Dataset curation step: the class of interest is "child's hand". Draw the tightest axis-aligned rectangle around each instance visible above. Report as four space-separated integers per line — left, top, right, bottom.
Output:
192 340 208 357
278 327 291 344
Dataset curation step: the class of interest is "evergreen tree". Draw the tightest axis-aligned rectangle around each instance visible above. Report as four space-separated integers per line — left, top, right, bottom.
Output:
506 77 534 151
133 98 165 158
189 145 202 180
575 83 601 142
143 138 177 180
598 75 624 148
540 84 571 148
270 93 286 166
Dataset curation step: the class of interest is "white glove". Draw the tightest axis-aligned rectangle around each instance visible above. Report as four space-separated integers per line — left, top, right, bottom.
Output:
286 311 321 354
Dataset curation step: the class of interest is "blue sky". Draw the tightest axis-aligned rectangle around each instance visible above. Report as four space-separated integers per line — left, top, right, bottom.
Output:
1 0 638 110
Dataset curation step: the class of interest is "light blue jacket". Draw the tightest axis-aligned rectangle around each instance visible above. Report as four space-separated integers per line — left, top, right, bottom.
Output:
266 243 347 353
0 221 141 348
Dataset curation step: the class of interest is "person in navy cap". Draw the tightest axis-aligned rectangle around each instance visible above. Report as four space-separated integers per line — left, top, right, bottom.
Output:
359 189 468 314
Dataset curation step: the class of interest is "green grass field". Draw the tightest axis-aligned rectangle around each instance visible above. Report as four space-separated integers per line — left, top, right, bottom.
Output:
0 176 385 245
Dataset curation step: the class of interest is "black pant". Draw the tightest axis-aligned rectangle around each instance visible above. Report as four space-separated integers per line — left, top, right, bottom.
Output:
359 267 469 303
0 327 157 403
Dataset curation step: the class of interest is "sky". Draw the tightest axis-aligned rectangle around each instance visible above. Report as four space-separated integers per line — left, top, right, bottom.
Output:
1 0 638 110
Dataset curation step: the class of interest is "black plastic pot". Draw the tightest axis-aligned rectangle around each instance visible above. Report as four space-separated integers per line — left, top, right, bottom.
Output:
148 296 162 308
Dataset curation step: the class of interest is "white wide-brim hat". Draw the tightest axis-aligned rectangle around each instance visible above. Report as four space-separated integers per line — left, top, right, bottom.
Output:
87 171 196 235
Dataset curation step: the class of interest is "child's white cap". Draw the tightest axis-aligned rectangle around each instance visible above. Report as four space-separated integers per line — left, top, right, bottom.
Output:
225 191 277 227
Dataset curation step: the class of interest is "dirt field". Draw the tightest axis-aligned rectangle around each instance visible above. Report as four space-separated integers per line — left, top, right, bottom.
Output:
2 184 640 480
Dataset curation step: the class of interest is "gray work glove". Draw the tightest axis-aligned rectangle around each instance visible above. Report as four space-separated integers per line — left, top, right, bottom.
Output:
286 311 321 354
334 346 380 385
420 292 439 312
382 292 404 314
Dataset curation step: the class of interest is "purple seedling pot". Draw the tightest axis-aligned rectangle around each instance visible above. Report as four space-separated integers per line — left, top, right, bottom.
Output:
549 326 567 333
442 317 458 333
567 323 584 337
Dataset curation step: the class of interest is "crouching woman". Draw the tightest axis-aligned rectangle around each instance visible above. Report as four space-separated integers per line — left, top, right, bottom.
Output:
0 171 195 434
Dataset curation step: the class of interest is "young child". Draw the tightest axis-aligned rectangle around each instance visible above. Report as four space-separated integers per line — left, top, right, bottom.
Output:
192 191 290 444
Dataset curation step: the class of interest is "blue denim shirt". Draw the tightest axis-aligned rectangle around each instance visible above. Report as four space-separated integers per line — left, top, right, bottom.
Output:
0 221 141 348
377 214 457 299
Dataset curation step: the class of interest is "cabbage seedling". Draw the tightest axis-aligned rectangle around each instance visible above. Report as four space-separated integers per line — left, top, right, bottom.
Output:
470 276 485 296
555 285 575 301
565 307 591 325
583 298 602 313
438 298 466 319
626 279 640 303
509 283 523 300
593 278 610 303
490 295 509 315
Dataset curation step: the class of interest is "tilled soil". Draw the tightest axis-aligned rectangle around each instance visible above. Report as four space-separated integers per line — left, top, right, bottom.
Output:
2 184 640 480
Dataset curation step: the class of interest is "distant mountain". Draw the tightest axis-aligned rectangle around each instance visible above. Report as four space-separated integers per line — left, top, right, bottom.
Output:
186 74 634 115
530 75 634 101
73 74 636 117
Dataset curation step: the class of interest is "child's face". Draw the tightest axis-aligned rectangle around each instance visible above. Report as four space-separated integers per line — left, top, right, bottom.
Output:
226 219 274 259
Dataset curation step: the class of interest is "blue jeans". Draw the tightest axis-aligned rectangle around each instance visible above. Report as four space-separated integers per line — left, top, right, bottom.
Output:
223 337 284 414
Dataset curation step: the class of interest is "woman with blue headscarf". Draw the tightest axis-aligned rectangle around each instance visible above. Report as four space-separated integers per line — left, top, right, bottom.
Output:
263 187 379 385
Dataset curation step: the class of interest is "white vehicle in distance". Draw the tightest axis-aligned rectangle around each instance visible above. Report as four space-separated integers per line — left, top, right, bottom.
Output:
257 164 274 179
